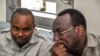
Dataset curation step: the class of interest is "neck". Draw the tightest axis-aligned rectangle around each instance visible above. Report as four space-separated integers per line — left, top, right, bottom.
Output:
18 44 24 48
17 41 29 48
70 45 85 56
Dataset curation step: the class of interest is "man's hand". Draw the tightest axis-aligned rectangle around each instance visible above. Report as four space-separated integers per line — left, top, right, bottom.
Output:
51 41 67 56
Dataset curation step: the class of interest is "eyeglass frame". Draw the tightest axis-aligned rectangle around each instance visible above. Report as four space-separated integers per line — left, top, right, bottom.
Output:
54 27 74 36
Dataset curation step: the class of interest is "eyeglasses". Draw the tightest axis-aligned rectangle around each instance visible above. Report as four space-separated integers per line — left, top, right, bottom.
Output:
58 27 74 36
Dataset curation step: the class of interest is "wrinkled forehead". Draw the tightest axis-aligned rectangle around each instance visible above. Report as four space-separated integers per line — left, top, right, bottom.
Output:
53 14 72 30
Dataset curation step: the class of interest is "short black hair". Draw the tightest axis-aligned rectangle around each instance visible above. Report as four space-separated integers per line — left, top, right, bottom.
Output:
58 9 87 30
11 8 34 24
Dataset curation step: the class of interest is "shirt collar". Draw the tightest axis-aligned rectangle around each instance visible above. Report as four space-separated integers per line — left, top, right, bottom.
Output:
87 33 97 47
29 29 38 44
82 33 98 56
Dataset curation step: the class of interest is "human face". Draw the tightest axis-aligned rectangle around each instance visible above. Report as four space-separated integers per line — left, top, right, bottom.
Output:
10 14 35 47
53 14 80 51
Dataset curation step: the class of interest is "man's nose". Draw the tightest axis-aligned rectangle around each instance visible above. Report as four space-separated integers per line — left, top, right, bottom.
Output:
53 34 60 41
18 31 24 37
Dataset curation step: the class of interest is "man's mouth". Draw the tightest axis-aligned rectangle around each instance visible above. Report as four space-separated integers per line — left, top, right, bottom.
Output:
16 38 26 42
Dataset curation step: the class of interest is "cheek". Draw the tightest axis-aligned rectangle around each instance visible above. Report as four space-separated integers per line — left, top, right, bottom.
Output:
64 35 74 44
24 31 33 37
11 30 17 37
63 32 77 44
63 34 77 49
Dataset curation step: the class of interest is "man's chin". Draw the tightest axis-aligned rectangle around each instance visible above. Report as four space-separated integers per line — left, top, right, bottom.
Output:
14 38 30 47
16 40 26 45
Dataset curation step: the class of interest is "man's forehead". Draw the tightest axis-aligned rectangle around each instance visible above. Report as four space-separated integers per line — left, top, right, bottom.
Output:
53 14 72 30
55 14 70 23
12 14 33 24
54 14 71 25
57 14 70 19
53 24 71 30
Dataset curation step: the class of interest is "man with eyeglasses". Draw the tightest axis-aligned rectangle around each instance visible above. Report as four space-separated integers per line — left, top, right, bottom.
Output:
51 9 100 56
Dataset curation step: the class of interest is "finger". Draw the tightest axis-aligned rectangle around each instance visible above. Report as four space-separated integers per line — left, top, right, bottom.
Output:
53 41 65 47
59 52 67 56
59 44 65 49
51 44 67 56
60 48 66 52
59 48 66 53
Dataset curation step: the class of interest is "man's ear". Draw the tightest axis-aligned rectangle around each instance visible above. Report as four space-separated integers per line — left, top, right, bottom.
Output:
75 25 84 36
